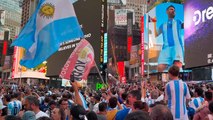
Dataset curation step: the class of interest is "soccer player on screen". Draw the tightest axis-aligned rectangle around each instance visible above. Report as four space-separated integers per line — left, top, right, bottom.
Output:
154 5 184 72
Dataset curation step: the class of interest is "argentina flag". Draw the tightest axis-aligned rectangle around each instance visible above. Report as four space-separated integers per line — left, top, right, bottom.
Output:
11 0 83 68
79 91 89 110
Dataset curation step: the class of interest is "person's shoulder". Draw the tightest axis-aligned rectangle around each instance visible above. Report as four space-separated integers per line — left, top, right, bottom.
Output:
15 100 22 103
115 108 130 120
116 108 130 115
175 19 183 24
8 101 14 106
97 114 107 120
181 81 188 86
196 105 209 114
165 81 172 86
36 111 49 117
7 102 13 108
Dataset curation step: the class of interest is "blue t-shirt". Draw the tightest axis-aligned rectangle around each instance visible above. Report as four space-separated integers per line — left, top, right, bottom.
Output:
115 107 131 120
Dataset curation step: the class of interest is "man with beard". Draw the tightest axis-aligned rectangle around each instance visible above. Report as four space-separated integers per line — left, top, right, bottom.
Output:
19 96 49 119
154 5 184 72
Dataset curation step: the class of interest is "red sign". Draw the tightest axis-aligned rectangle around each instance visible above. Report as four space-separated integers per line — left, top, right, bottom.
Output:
117 61 126 83
141 16 144 76
11 46 18 78
127 36 132 53
2 40 7 55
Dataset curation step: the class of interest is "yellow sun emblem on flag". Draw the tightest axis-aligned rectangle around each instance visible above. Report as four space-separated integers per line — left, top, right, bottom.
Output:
39 3 55 19
79 47 89 59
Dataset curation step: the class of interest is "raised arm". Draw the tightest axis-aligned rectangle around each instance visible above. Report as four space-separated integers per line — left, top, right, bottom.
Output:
71 81 83 106
141 81 146 101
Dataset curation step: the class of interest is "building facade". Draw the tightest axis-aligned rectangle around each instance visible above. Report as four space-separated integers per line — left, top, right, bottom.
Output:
20 0 38 27
0 0 22 40
125 0 147 27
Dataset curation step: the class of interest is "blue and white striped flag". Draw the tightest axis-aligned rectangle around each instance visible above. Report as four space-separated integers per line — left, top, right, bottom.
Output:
79 92 89 110
11 0 83 68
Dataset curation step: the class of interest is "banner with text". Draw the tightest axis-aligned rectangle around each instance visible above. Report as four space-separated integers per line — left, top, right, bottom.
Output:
60 39 95 81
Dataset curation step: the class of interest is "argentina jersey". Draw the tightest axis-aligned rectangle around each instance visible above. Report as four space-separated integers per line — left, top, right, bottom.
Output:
165 80 191 120
158 19 184 65
159 19 183 47
188 97 204 111
8 100 22 115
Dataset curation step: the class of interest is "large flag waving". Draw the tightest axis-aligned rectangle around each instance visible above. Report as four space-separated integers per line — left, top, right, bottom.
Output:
60 39 95 81
11 0 83 68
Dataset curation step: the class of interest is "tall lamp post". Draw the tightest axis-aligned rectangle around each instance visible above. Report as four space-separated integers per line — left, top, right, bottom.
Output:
18 67 22 85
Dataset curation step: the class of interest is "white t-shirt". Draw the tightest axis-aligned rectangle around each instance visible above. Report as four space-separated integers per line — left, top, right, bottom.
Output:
93 103 100 113
36 111 49 119
156 94 164 102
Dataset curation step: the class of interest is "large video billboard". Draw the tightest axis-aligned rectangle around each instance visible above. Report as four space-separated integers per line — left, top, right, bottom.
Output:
46 0 107 76
144 3 184 73
184 0 213 68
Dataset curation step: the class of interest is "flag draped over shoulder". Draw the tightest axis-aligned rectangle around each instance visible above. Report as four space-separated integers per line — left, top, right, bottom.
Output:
79 92 89 110
60 39 95 81
11 0 83 68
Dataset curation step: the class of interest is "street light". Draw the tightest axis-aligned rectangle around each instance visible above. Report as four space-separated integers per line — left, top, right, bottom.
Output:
18 67 22 85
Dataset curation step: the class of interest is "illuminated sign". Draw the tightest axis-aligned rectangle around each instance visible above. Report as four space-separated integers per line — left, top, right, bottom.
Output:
100 0 107 67
193 6 213 26
115 9 135 26
127 36 132 53
2 40 7 55
47 0 107 76
144 3 184 72
141 16 144 76
103 33 108 63
96 83 107 90
185 0 213 68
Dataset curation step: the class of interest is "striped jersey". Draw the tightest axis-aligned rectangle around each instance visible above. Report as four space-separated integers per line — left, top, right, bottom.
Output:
159 19 183 48
143 97 156 106
165 80 191 120
7 100 22 115
188 97 204 111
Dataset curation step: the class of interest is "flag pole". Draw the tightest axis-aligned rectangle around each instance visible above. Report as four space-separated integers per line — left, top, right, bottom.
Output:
94 62 105 84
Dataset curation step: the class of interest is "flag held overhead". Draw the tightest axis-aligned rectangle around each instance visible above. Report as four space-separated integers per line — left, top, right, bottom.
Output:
11 0 83 68
60 39 95 81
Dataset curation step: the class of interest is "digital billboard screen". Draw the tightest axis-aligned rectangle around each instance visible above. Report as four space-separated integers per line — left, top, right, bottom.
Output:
144 3 184 73
184 0 213 68
46 0 106 76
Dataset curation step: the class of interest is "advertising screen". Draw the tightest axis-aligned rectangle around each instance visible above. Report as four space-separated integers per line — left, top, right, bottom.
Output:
184 0 213 68
47 0 107 76
144 3 184 73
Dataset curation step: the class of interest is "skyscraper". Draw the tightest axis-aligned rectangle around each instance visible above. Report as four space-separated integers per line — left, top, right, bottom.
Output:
20 0 39 27
0 0 22 40
125 0 147 27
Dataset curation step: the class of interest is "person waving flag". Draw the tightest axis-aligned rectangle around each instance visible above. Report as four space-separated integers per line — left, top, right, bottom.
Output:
11 0 83 68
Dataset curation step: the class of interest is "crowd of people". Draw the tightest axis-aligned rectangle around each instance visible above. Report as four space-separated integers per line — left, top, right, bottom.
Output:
0 65 212 120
